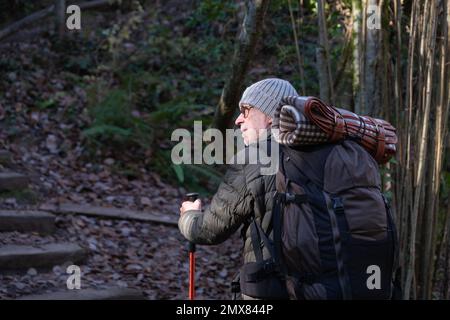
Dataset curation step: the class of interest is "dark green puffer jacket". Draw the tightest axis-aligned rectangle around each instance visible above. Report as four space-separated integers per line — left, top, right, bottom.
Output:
178 138 276 263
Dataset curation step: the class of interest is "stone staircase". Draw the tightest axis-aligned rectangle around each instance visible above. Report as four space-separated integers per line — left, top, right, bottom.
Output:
0 150 30 198
18 288 145 300
0 210 55 234
0 242 86 271
0 150 145 300
0 172 29 192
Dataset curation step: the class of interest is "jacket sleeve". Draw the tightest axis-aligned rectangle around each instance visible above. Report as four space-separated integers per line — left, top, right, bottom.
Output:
178 164 254 245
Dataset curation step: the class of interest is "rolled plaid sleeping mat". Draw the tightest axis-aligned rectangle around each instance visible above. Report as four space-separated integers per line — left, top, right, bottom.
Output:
272 96 397 164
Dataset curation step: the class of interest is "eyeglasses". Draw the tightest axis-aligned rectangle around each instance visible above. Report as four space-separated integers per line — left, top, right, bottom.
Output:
240 105 252 119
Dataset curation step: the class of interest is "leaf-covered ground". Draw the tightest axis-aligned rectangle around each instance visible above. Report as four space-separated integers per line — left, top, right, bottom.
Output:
0 214 242 300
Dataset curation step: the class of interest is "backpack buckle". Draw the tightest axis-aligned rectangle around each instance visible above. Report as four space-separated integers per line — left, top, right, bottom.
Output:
231 280 240 293
332 197 345 214
285 193 295 203
263 261 275 273
231 272 240 295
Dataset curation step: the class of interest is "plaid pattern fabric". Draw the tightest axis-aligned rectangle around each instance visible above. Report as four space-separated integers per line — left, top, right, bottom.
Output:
272 96 328 146
272 96 397 164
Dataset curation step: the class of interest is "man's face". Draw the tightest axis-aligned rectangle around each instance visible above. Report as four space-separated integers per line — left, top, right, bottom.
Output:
235 105 272 145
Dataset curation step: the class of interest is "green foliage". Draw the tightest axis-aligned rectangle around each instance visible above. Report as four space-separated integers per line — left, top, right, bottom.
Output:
118 71 164 109
187 0 238 30
36 98 56 110
172 164 185 184
139 26 232 103
149 99 211 125
83 88 153 150
75 3 233 193
0 59 21 74
152 150 222 196
379 157 397 202
441 171 450 201
65 56 94 73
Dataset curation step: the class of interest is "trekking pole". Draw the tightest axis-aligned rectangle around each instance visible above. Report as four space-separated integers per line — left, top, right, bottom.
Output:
185 192 199 300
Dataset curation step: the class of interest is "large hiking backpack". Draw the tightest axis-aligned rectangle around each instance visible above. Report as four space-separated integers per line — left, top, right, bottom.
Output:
266 140 400 300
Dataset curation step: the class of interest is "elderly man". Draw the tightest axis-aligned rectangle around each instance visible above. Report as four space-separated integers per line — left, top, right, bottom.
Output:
178 78 298 299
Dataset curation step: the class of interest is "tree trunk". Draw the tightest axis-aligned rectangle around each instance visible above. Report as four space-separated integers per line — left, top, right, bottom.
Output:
394 0 449 299
211 0 270 135
288 0 306 95
0 5 55 41
351 0 362 113
393 0 403 126
333 26 353 105
434 197 450 299
444 202 450 299
363 0 381 116
55 0 66 39
417 0 438 299
316 0 334 104
428 0 450 298
396 0 415 299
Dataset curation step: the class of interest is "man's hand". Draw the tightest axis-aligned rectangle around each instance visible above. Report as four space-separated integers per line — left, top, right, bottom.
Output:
180 199 202 216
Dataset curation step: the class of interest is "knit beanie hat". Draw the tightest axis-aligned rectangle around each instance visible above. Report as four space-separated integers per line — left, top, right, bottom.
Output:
239 78 299 118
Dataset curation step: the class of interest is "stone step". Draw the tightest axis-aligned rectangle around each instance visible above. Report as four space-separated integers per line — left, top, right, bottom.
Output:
0 243 87 271
0 210 55 234
18 288 146 300
40 203 178 226
0 150 12 165
0 172 29 191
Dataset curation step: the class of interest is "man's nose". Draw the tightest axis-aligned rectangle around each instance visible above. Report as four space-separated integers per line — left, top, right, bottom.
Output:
235 113 244 126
